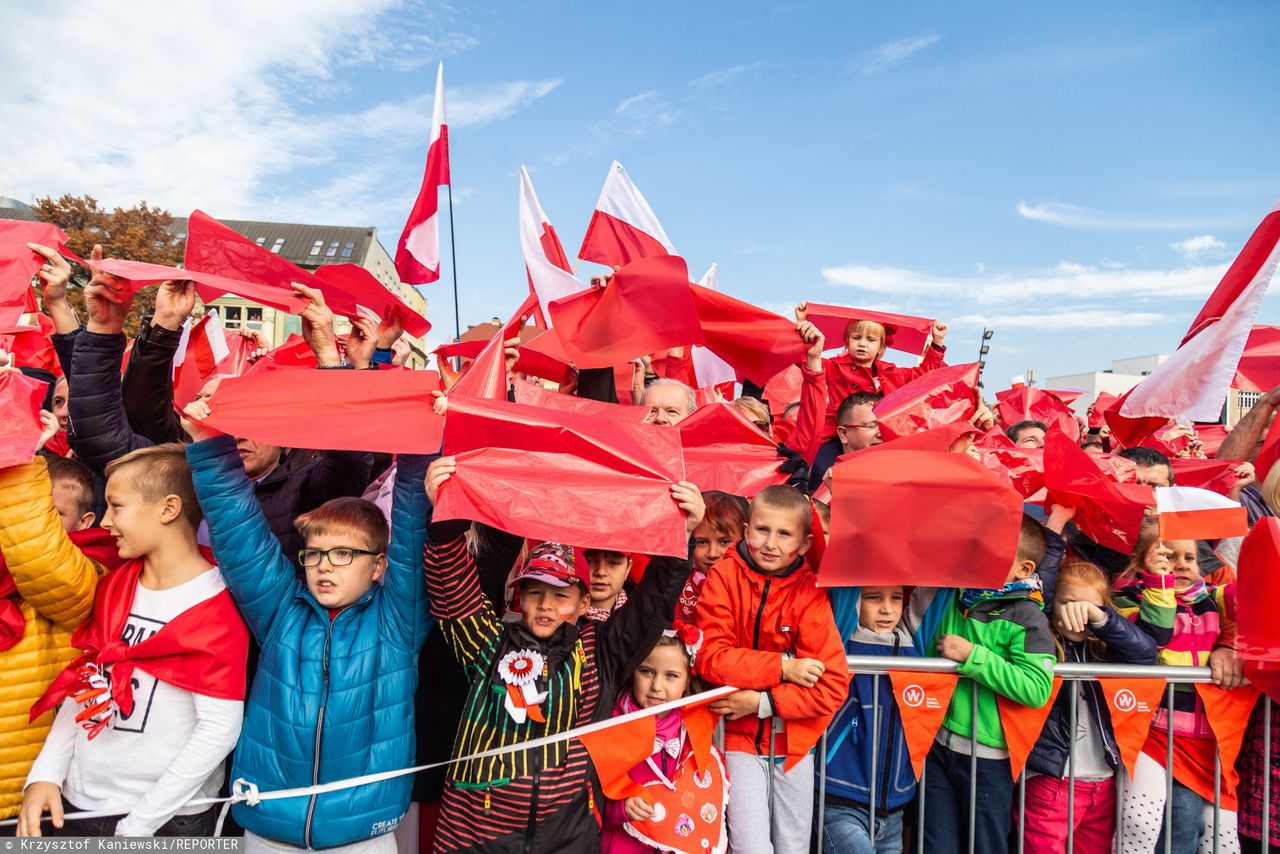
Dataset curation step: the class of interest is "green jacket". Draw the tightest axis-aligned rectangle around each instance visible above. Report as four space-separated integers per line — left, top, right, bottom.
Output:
936 591 1056 749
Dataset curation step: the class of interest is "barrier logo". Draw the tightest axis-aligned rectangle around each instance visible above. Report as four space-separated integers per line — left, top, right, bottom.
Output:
1112 688 1150 714
900 684 941 710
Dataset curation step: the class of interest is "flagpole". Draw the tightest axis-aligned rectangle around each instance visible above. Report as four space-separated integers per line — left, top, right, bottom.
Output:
447 183 461 343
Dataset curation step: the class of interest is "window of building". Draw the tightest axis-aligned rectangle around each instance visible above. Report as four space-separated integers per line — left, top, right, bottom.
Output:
341 241 355 258
270 238 285 254
221 305 264 332
326 241 340 257
255 237 267 245
175 232 187 241
310 240 324 256
221 306 242 328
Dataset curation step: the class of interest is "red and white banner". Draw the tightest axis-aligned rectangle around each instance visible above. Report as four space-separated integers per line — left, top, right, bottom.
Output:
578 160 675 268
172 311 255 408
395 62 450 285
690 263 737 390
1155 485 1249 541
519 166 584 326
1122 203 1280 421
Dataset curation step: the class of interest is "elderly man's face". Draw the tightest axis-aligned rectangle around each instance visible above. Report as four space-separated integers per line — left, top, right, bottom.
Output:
644 385 692 426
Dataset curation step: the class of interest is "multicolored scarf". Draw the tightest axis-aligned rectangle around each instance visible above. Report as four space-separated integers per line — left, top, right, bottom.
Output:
1175 578 1210 607
959 576 1043 612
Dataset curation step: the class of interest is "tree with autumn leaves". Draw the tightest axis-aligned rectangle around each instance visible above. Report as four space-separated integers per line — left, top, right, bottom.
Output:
31 194 185 337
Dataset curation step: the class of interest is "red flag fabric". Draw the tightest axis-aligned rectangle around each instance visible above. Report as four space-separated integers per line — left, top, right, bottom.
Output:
577 161 675 268
0 371 45 468
677 403 787 497
0 221 68 328
549 255 704 369
689 283 809 385
510 377 647 422
980 446 1045 499
763 365 804 417
802 303 935 357
311 264 430 338
1232 325 1280 393
90 258 310 316
451 294 538 400
873 362 980 442
1096 676 1168 778
1194 424 1229 458
1087 392 1120 430
1042 433 1152 553
184 210 427 334
438 397 689 557
395 62 449 284
998 679 1065 780
1236 518 1280 662
4 314 60 377
994 386 1081 442
172 312 258 409
888 671 960 779
1169 459 1241 497
1254 411 1280 486
577 713 655 801
1104 388 1169 449
199 366 444 453
850 422 981 455
818 450 1022 589
1122 204 1280 421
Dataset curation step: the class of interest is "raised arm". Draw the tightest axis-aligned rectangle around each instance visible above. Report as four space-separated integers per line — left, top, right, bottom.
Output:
598 552 693 686
1216 385 1280 461
379 454 434 653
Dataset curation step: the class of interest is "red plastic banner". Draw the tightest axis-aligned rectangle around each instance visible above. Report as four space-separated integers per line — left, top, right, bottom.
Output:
1236 518 1280 662
1042 433 1151 553
689 283 809 385
0 220 67 328
994 386 1081 442
818 449 1021 589
802 303 934 357
677 403 787 498
873 362 980 442
0 371 46 468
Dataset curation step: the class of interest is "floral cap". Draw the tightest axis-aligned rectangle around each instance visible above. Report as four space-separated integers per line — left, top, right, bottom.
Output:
512 542 590 589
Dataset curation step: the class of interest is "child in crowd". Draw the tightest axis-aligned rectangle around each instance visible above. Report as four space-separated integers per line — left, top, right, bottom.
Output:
1019 561 1157 853
600 623 728 854
422 455 704 853
19 444 248 838
695 484 850 854
1115 523 1241 853
818 585 918 854
680 491 749 622
585 548 632 622
923 515 1056 854
180 403 432 852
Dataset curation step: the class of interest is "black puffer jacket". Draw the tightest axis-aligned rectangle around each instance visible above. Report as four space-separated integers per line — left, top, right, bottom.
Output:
67 330 373 556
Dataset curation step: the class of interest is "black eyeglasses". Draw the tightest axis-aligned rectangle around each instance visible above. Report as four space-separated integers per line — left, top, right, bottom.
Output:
297 547 380 567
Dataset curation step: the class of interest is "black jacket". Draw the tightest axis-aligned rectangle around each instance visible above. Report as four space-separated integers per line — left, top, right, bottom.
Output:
66 330 373 556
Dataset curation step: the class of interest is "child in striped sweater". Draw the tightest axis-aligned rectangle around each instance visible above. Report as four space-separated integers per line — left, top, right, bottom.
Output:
421 457 703 853
1114 521 1240 853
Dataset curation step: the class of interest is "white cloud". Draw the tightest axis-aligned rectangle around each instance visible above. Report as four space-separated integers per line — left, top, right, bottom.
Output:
688 62 770 89
1016 201 1236 231
820 259 1228 305
1170 234 1229 261
0 1 555 223
953 310 1166 329
859 34 941 76
541 90 680 168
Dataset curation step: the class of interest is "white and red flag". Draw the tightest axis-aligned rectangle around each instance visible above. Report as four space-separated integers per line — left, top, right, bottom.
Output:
1156 486 1248 541
1121 202 1280 421
519 166 584 326
577 160 675 268
690 263 737 390
395 62 450 285
172 311 255 408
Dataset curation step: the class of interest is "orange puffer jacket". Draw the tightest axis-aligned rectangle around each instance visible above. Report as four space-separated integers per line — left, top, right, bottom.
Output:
694 544 850 769
0 461 102 819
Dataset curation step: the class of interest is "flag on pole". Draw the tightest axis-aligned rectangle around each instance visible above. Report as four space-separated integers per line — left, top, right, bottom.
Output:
1156 486 1249 541
519 166 584 326
577 161 675 267
1121 203 1280 421
395 62 450 284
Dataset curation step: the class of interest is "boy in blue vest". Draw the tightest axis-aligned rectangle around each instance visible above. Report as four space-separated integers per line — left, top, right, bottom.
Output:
181 401 432 852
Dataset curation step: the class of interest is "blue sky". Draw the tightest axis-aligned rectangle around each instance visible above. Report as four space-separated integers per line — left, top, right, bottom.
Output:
3 1 1279 388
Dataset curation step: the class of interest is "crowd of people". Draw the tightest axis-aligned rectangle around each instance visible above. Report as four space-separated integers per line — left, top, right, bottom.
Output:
0 236 1276 854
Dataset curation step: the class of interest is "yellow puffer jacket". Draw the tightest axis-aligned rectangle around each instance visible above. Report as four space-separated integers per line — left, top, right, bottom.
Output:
0 460 101 820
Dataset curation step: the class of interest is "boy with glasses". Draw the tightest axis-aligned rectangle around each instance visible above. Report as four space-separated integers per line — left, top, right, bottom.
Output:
179 400 432 852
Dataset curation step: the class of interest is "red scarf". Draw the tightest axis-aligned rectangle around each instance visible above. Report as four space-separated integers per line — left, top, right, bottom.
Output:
43 430 71 457
0 528 121 654
30 551 249 725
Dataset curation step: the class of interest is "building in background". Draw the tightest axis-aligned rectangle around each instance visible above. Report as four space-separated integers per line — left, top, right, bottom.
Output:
0 198 428 367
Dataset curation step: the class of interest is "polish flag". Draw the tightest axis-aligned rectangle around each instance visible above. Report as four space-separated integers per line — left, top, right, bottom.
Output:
690 263 736 390
1156 486 1248 541
1122 203 1280 421
519 166 584 326
173 311 253 408
578 161 675 268
395 63 450 285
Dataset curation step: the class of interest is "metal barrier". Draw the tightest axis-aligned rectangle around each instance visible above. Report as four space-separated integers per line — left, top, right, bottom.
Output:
801 656 1275 854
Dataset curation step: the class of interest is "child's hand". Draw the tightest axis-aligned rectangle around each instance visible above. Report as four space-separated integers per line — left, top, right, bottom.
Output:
931 321 948 346
797 320 825 371
17 781 63 836
1228 462 1256 502
672 481 706 534
1046 503 1076 534
180 400 223 443
781 657 825 687
623 795 655 822
936 634 973 663
1148 544 1174 575
1058 601 1106 635
708 689 761 721
426 455 458 505
34 410 59 454
432 390 448 416
794 301 809 323
1209 646 1246 690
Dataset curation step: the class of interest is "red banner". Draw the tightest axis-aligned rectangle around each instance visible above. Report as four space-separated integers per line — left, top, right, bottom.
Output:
0 371 46 468
677 403 786 498
998 678 1064 780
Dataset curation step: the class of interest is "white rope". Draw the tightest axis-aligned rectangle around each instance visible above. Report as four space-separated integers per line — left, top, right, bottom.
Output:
0 685 736 831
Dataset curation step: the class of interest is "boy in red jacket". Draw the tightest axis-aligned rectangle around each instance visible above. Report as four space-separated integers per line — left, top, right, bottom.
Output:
695 485 850 854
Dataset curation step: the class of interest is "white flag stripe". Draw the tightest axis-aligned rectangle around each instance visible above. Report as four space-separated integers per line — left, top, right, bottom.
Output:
519 166 585 325
1155 486 1240 514
595 161 676 254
